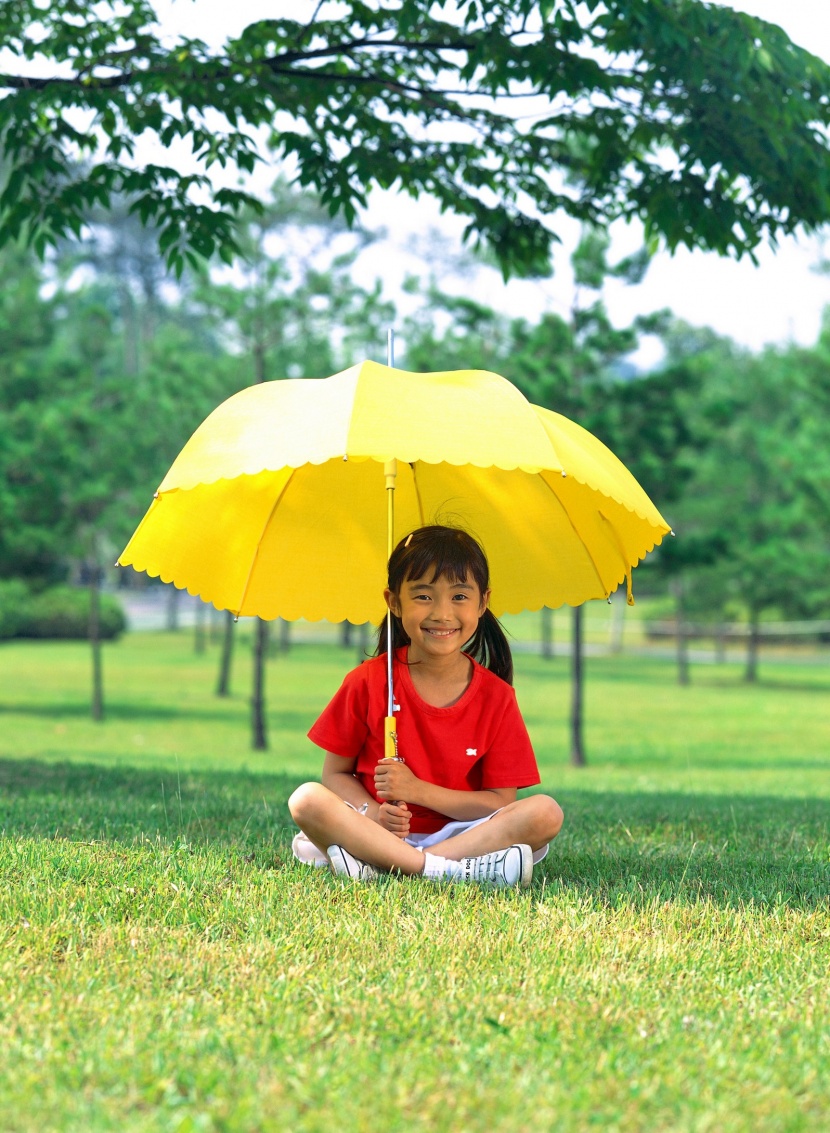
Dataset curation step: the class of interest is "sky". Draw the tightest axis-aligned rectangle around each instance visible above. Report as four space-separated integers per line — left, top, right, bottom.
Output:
144 0 830 361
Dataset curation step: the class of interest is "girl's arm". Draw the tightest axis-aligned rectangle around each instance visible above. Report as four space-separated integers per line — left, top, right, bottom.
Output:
321 751 382 820
374 759 516 820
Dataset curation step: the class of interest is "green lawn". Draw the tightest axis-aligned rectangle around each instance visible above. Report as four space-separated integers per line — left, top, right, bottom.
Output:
1 632 828 1132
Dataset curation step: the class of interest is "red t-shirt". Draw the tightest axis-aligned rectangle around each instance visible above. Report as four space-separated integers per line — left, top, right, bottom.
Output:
308 649 541 834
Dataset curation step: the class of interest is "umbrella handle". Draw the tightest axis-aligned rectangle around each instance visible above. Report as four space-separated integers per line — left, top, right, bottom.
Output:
385 715 398 760
384 719 406 808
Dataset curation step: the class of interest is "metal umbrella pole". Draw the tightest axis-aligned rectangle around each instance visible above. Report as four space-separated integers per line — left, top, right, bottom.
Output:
383 328 400 762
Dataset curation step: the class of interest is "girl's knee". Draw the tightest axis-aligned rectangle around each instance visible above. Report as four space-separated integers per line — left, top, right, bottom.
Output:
528 793 564 841
288 781 328 824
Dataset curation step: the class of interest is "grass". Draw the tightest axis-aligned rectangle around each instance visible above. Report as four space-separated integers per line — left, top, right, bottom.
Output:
0 631 828 1132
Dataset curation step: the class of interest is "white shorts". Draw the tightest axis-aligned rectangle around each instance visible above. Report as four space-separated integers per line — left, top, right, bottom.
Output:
292 805 549 867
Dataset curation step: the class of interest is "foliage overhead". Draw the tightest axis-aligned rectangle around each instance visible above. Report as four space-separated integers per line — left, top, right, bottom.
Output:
2 0 830 276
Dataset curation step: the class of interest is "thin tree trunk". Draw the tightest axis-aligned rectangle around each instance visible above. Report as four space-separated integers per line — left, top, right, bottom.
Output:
278 618 291 653
715 622 726 663
89 565 104 723
210 605 223 645
745 610 760 683
194 597 207 654
570 605 586 767
340 621 353 647
216 610 235 697
541 606 554 659
673 578 690 686
166 585 180 631
609 595 624 654
252 617 269 750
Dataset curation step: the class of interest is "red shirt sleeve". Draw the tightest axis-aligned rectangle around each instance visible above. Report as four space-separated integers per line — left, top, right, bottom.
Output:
477 684 540 790
308 665 370 759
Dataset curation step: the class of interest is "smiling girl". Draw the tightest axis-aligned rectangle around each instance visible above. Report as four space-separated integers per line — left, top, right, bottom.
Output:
288 525 563 887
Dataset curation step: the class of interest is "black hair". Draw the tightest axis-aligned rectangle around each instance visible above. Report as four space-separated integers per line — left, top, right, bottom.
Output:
374 524 514 685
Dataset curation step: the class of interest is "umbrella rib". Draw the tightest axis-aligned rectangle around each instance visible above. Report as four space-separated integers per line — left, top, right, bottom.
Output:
599 511 634 605
236 469 297 617
410 462 426 528
538 474 610 602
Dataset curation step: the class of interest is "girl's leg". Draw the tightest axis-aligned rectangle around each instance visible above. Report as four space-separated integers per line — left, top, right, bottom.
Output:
288 782 426 875
428 794 563 861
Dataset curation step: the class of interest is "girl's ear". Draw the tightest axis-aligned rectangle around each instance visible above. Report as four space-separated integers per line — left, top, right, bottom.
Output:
479 588 491 615
384 588 400 616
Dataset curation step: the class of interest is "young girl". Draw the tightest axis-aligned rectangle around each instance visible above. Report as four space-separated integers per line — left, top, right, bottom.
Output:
288 525 563 888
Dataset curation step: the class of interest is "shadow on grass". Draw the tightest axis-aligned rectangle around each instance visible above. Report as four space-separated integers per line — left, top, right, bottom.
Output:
539 787 830 911
0 700 314 729
1 758 828 910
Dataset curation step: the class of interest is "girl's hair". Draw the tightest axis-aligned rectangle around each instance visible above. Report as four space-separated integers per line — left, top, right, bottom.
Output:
374 525 514 685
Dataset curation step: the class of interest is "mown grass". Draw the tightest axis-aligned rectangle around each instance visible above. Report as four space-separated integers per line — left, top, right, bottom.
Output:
0 631 828 1132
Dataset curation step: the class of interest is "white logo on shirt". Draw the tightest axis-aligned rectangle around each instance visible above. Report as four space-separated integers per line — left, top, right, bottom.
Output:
466 748 477 757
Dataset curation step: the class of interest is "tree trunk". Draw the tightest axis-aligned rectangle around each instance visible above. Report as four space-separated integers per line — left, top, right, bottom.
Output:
216 610 235 697
745 610 760 683
210 605 223 645
251 617 269 750
278 617 291 653
166 584 180 631
570 605 586 767
609 595 624 654
194 597 207 654
673 578 690 686
715 622 726 664
89 565 104 723
541 606 554 659
340 621 353 647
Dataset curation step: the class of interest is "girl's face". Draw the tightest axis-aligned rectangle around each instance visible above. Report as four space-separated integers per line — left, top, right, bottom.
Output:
385 570 490 664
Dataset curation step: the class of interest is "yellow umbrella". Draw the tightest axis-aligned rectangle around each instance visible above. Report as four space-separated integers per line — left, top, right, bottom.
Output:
119 360 670 761
120 360 669 620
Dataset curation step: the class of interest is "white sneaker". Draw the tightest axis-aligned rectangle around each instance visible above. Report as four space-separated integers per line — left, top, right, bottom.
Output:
327 845 379 881
459 844 533 888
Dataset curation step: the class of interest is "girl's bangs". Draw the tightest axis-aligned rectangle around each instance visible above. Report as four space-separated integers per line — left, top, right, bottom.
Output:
400 533 488 591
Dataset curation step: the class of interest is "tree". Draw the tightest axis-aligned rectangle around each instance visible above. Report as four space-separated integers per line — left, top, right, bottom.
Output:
0 237 240 716
2 1 830 277
674 341 830 681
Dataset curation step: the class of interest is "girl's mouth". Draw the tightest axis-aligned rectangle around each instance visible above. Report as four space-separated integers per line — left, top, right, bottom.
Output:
424 628 457 637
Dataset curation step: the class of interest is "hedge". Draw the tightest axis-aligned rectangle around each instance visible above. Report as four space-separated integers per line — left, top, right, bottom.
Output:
0 583 126 641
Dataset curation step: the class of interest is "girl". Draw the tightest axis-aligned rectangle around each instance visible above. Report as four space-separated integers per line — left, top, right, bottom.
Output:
288 525 563 888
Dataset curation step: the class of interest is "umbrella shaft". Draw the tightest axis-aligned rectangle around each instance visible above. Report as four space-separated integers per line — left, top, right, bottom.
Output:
384 457 397 721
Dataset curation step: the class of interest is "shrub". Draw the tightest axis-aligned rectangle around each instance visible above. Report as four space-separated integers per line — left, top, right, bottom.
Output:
0 579 32 639
17 585 126 641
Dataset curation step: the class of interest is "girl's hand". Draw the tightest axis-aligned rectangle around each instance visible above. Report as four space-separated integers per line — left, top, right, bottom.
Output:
374 757 419 802
376 801 411 839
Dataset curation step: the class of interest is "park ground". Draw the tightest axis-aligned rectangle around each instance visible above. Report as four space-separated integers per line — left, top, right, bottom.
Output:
0 621 828 1132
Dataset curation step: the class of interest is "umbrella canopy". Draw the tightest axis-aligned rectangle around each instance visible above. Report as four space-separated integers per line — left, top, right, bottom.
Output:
118 361 670 621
